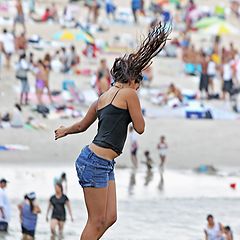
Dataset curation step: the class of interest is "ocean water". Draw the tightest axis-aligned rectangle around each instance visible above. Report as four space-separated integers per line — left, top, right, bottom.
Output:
0 166 240 240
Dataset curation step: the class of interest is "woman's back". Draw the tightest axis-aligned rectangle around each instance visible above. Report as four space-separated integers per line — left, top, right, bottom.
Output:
22 203 37 231
93 87 132 155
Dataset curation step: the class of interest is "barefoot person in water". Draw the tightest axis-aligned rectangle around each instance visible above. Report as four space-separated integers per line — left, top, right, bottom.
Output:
55 22 170 240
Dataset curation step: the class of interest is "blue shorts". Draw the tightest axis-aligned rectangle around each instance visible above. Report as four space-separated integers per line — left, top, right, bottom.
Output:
75 146 116 188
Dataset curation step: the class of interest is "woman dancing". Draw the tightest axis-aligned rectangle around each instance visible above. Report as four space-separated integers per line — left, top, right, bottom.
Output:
55 22 171 240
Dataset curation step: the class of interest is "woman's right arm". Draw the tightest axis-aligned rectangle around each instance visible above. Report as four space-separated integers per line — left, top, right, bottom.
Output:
126 90 145 134
55 101 98 140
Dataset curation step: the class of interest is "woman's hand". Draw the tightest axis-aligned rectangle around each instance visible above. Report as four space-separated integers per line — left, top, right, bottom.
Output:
55 126 67 140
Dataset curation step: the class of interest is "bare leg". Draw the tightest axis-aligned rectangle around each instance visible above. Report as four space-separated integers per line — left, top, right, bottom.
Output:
36 90 43 105
131 153 138 168
80 182 117 240
98 180 117 239
58 221 64 239
50 219 58 237
80 187 108 240
160 155 166 173
20 92 24 105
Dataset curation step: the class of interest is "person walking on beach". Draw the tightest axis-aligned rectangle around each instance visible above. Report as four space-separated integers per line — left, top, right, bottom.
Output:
55 22 170 240
204 214 224 240
129 125 139 168
18 192 41 240
157 135 168 172
0 179 10 233
46 183 73 239
142 151 153 186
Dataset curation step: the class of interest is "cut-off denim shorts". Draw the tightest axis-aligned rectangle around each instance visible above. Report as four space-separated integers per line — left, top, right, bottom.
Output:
75 146 116 188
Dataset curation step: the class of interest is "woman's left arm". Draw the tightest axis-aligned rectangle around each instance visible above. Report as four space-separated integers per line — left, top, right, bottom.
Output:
55 101 98 140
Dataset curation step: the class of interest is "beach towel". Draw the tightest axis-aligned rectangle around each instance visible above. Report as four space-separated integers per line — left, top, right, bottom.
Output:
0 145 30 151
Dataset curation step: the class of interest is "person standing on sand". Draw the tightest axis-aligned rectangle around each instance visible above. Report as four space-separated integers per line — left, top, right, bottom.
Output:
0 29 15 69
129 125 139 168
54 22 170 240
157 135 168 172
199 52 209 99
34 60 48 105
16 53 30 105
46 183 73 239
96 59 111 96
0 179 10 233
18 192 41 240
13 0 26 33
204 214 224 240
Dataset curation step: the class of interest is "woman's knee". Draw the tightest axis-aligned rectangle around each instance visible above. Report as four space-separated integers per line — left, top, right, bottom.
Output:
90 216 107 232
106 213 117 227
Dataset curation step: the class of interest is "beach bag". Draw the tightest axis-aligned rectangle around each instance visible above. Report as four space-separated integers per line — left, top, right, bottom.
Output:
16 63 27 80
16 68 27 79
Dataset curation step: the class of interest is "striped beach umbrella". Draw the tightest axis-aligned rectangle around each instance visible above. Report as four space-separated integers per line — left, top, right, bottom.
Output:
195 17 222 29
53 30 95 44
202 22 240 35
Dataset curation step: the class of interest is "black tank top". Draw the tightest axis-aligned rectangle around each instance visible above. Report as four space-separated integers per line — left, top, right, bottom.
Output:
92 89 132 155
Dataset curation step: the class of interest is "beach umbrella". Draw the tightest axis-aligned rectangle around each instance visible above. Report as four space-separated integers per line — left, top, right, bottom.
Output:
76 31 94 44
53 31 76 41
53 30 95 44
202 22 240 35
195 17 223 29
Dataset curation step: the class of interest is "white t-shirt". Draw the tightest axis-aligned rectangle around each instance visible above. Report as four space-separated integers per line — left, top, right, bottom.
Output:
0 188 11 222
223 62 233 81
205 223 223 240
0 33 15 54
207 61 216 76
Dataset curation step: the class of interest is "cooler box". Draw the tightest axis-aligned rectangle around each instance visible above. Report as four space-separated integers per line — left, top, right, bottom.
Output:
185 102 210 119
186 110 206 119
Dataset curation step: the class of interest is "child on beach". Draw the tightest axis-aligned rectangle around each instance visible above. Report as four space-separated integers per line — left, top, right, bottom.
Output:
142 151 153 186
55 22 170 239
129 125 139 168
142 150 153 171
157 135 168 171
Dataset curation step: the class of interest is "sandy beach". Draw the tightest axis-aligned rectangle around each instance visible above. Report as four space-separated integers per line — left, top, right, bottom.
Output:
0 0 240 239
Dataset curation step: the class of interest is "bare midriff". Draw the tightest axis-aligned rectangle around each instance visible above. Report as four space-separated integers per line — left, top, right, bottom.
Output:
89 143 119 161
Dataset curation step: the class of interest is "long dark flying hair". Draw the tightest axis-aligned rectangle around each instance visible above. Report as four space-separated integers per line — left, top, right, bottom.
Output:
110 22 171 84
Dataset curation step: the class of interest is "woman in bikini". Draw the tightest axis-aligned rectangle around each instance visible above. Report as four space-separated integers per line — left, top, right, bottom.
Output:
55 22 170 240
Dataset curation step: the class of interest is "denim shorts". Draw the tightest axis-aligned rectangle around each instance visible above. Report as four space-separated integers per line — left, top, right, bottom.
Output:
75 146 116 188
